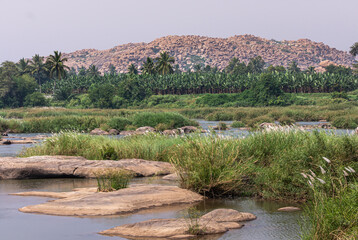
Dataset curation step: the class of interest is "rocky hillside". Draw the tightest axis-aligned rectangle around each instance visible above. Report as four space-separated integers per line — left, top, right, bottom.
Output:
62 35 355 73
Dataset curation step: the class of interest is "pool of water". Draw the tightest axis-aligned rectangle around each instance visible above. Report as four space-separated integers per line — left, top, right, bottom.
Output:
0 178 303 240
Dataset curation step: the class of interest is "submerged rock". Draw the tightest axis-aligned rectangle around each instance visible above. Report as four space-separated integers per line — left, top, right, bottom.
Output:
90 128 109 135
162 173 180 181
15 185 203 216
100 208 255 239
119 130 138 136
178 126 198 134
277 206 301 212
0 156 173 179
259 122 278 129
163 129 179 136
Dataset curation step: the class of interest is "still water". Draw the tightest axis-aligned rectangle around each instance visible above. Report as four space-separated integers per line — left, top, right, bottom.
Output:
0 178 303 240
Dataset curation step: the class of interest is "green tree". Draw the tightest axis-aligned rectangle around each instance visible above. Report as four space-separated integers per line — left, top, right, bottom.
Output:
247 56 265 74
141 57 155 75
155 51 175 75
17 58 31 75
46 51 69 92
88 83 116 108
128 64 138 75
108 64 117 76
349 42 358 57
288 61 301 73
267 65 286 73
29 54 48 93
88 65 101 77
0 61 18 98
193 64 203 72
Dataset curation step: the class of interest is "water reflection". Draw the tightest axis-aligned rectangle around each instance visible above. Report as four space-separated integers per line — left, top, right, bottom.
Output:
0 178 303 240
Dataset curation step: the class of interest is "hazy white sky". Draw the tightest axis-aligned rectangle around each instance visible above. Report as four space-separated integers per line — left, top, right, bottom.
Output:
1 0 357 62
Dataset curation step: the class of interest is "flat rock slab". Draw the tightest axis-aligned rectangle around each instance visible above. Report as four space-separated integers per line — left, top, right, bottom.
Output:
100 208 256 239
15 185 204 216
0 155 174 179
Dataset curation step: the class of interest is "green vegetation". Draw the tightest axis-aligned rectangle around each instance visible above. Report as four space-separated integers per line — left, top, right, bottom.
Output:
1 51 357 110
22 130 358 200
0 110 195 133
301 157 357 240
94 169 133 192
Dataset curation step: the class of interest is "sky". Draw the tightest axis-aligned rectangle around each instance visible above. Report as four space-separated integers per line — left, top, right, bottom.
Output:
1 0 357 63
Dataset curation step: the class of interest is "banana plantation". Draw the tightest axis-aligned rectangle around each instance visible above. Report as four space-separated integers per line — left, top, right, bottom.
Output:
41 71 358 95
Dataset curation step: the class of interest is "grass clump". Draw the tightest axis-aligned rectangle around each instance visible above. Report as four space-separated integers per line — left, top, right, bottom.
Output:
231 121 245 128
170 135 247 197
301 157 358 240
94 169 133 192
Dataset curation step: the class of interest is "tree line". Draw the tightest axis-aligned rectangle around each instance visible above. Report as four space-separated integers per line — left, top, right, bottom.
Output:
0 42 357 108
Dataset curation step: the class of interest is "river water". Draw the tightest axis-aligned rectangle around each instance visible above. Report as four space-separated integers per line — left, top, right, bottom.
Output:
1 120 348 239
0 178 303 240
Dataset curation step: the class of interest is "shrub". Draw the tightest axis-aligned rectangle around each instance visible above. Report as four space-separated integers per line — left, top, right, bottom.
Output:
54 85 73 101
155 123 170 132
107 117 132 131
131 112 197 128
24 92 48 107
231 121 245 128
94 169 132 192
278 116 295 125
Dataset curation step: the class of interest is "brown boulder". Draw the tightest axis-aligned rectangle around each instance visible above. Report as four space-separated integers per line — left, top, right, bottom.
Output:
178 126 198 134
100 208 255 239
90 128 109 135
136 126 156 133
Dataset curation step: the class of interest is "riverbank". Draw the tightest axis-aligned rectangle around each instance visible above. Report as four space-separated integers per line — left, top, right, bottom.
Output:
1 102 358 134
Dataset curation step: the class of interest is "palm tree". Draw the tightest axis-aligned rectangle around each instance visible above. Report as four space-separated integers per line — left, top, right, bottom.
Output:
46 51 69 92
155 51 175 75
141 57 156 75
88 65 100 77
350 42 358 57
108 64 117 76
128 64 138 75
16 58 30 75
29 54 48 93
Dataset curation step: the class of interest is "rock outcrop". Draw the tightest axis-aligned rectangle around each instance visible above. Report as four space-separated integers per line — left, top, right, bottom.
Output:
100 208 256 239
0 156 173 179
14 185 203 216
90 128 109 135
61 35 355 74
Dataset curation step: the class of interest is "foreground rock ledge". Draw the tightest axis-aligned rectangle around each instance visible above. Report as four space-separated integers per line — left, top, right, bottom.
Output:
14 185 203 216
0 155 173 179
100 208 256 239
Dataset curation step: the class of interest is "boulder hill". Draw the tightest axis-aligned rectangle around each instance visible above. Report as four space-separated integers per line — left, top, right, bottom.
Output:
62 35 355 73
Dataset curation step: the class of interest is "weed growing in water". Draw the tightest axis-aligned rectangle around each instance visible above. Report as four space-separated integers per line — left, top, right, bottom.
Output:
94 169 133 192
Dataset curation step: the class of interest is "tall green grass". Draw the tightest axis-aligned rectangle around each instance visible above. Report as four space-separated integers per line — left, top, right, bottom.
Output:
301 157 358 240
22 130 358 200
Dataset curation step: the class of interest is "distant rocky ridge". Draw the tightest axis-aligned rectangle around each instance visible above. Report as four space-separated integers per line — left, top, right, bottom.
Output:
62 35 355 73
